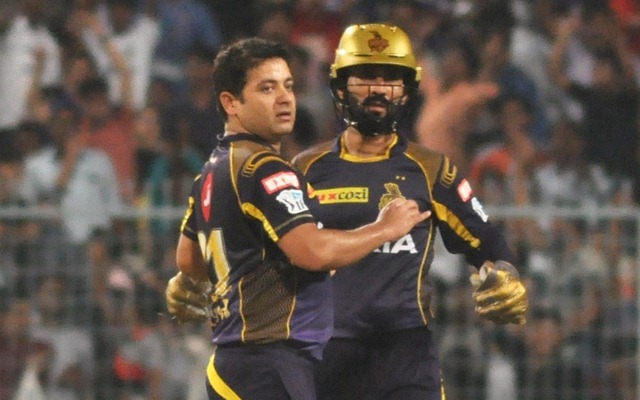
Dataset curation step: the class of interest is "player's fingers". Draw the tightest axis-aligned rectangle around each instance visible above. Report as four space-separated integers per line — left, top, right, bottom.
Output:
387 197 407 208
417 210 431 222
168 289 209 308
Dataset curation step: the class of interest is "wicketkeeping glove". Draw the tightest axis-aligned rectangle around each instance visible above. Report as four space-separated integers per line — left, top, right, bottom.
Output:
470 260 528 325
165 272 213 323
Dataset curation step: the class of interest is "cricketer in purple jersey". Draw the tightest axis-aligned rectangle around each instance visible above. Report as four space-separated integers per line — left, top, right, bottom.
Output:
294 132 516 339
181 133 333 359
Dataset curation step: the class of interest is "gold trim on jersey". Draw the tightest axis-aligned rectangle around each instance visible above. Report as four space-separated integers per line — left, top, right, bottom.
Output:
230 146 242 208
432 200 480 248
198 230 232 283
238 275 248 342
180 196 196 235
241 203 279 242
273 214 314 232
286 283 298 339
207 349 242 400
243 152 284 177
237 263 296 343
401 152 436 325
338 133 399 162
416 221 434 325
297 150 332 175
439 157 457 188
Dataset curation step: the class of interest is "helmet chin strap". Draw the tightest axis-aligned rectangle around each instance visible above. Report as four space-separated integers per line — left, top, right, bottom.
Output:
342 92 402 137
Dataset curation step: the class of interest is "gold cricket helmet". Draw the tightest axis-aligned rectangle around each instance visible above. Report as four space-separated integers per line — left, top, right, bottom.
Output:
330 23 422 84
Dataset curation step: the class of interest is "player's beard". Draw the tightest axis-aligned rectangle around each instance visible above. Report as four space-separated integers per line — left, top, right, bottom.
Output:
343 93 402 137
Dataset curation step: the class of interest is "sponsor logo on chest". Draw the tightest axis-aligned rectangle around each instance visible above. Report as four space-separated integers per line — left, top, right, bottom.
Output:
315 187 369 204
375 234 418 254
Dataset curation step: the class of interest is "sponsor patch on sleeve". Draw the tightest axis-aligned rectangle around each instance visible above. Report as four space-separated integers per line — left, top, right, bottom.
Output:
261 171 300 194
276 189 309 214
457 179 473 202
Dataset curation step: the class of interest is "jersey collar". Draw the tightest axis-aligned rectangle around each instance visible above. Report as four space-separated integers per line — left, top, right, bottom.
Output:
219 132 278 152
334 132 407 162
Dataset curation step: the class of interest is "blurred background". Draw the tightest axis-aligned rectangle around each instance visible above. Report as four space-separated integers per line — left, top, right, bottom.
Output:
0 0 639 399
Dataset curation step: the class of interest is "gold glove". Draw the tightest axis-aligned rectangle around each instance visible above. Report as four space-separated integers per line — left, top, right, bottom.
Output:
470 261 528 325
165 272 213 322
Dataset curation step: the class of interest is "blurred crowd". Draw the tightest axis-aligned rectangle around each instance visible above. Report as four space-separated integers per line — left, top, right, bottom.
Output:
0 0 639 399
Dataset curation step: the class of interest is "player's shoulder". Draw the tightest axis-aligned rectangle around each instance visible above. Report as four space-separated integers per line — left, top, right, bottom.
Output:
229 139 290 176
404 141 448 176
291 141 333 173
404 140 444 161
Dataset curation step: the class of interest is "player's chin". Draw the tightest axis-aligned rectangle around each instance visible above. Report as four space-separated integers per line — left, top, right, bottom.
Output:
272 121 295 135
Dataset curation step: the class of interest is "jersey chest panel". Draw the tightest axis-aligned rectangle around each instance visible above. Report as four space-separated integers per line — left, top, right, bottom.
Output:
307 155 432 231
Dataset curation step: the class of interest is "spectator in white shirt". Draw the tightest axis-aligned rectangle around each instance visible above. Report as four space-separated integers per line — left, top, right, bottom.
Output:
18 105 122 245
77 0 160 110
0 0 61 130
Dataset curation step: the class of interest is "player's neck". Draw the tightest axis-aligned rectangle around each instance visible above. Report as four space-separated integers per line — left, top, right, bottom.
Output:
343 127 395 158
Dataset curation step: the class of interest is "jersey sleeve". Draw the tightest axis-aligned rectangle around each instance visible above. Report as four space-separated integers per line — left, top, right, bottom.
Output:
431 158 515 267
237 154 316 241
180 175 200 242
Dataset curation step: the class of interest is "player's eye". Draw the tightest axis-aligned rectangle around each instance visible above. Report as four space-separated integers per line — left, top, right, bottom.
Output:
260 85 275 93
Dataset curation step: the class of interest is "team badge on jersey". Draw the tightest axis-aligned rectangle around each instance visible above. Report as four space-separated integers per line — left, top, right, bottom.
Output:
201 172 213 222
276 189 309 214
457 179 473 202
378 183 405 210
261 171 300 194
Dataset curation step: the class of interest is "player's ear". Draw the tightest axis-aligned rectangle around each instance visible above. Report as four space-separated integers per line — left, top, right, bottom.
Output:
219 92 238 116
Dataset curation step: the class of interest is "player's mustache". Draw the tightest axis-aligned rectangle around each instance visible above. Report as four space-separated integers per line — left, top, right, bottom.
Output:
360 93 392 108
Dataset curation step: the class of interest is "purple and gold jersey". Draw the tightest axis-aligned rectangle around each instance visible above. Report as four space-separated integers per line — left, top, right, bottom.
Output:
293 133 515 338
181 133 332 358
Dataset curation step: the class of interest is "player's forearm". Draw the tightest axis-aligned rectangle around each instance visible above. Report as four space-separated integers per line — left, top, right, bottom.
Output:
176 234 209 281
281 222 392 272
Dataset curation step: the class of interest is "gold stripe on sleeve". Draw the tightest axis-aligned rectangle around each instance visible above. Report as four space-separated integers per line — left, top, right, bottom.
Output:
432 200 481 248
241 203 279 242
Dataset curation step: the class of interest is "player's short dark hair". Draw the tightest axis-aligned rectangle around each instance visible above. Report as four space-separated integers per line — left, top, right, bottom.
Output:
212 37 292 120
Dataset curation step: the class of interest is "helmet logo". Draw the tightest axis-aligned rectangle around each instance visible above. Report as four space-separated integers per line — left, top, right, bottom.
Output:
367 31 389 52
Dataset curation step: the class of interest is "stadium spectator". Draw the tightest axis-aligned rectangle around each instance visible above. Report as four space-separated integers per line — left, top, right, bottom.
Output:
549 5 640 193
510 0 574 123
519 306 587 400
76 75 137 203
0 0 62 131
30 275 94 400
416 30 497 174
0 298 51 400
468 94 541 205
475 24 550 147
108 272 166 400
78 0 160 110
162 44 223 162
150 0 222 95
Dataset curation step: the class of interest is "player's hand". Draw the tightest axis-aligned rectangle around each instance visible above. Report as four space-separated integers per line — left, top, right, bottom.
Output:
470 261 528 325
377 198 431 242
165 272 213 323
